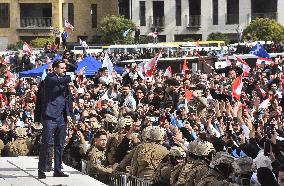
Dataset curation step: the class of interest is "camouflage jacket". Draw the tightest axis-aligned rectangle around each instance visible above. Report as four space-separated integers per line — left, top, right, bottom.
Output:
88 146 112 179
196 168 233 186
130 142 169 179
176 159 210 186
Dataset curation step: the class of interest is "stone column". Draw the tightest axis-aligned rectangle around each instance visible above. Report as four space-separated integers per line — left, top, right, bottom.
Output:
52 0 63 30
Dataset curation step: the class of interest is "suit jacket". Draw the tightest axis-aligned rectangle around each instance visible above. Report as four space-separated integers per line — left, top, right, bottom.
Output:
41 73 73 121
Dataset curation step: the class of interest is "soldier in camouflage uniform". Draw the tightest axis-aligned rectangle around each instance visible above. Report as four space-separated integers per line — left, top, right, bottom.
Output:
197 151 236 186
88 130 114 184
170 140 200 185
0 139 4 156
176 141 216 186
232 157 253 186
106 116 128 165
129 126 169 179
153 146 186 186
3 128 32 157
29 123 43 156
117 125 152 172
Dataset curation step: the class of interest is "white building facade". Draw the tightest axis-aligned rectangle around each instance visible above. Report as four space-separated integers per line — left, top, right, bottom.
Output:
129 0 284 42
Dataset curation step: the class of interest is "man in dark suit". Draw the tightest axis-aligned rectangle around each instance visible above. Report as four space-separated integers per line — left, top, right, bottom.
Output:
38 60 85 179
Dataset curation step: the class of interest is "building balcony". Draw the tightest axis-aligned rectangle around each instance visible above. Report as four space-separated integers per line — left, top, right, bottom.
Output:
186 15 201 28
252 12 277 21
226 14 239 25
149 16 165 31
17 17 53 32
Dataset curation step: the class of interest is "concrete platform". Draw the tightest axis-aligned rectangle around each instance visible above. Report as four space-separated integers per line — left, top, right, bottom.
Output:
0 156 106 186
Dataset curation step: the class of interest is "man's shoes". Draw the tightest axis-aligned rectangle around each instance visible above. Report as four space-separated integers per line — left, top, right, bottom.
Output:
38 170 46 179
53 172 69 177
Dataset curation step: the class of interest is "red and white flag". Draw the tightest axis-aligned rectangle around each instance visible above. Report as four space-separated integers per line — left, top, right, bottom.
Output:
23 42 33 55
64 20 74 32
147 32 158 38
235 56 251 76
259 96 272 110
256 57 273 65
163 66 172 78
193 51 205 61
258 85 266 98
143 52 161 77
97 92 109 110
232 76 243 100
184 89 193 113
226 56 232 66
182 59 189 78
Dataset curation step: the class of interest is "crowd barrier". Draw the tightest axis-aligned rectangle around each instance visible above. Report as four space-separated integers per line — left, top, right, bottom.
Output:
81 160 153 186
108 172 153 186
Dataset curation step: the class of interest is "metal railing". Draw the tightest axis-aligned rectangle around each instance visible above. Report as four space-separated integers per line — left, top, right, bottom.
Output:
252 12 277 20
81 160 153 186
226 13 239 24
188 15 201 27
109 172 153 186
20 17 52 28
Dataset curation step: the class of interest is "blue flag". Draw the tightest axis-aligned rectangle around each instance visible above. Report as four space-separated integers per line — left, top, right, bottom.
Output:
249 43 271 59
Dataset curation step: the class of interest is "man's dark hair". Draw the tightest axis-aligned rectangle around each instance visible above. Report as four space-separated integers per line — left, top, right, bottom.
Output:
93 130 107 139
52 59 64 68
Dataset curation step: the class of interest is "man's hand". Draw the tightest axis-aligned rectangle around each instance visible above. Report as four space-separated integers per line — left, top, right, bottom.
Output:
77 66 86 76
67 116 72 126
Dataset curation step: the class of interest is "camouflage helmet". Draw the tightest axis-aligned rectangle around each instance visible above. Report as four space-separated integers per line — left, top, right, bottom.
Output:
32 123 43 131
150 126 165 141
117 117 133 129
187 140 198 155
210 151 234 168
4 139 30 156
195 141 215 157
169 146 186 157
253 150 272 170
141 126 152 141
232 157 253 174
15 127 28 138
104 114 118 124
0 139 4 152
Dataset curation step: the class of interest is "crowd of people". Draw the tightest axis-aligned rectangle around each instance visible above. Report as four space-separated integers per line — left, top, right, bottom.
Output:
0 45 283 186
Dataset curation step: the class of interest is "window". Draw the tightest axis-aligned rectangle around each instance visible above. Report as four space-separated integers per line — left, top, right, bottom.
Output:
91 4 97 28
0 3 9 28
176 0 181 26
226 0 239 24
139 1 146 26
68 3 74 25
212 0 218 25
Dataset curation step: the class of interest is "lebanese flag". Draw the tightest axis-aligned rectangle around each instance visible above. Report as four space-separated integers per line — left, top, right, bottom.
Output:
193 51 205 61
235 56 251 76
259 96 272 110
226 56 232 66
23 42 33 55
258 85 266 98
232 76 243 100
147 32 158 38
182 59 189 78
184 89 193 113
256 57 273 65
144 52 161 77
163 66 172 78
97 92 109 110
64 20 74 32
